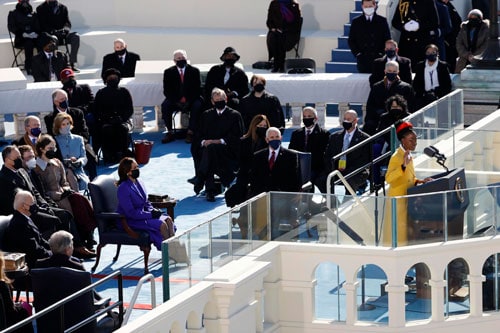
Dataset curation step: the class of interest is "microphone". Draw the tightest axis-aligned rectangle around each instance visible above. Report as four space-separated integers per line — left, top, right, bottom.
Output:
424 145 448 171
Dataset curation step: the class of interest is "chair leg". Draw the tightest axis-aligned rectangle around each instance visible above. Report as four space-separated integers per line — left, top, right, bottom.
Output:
91 243 105 272
113 244 122 262
140 245 151 275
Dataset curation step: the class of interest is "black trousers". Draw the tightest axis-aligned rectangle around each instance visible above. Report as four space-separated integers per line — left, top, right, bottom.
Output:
161 98 203 132
267 30 286 71
198 144 237 193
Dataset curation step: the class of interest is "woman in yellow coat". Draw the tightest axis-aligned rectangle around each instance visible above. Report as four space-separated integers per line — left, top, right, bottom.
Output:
383 121 432 246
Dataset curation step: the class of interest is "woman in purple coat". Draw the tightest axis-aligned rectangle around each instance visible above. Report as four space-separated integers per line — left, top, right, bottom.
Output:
116 157 175 250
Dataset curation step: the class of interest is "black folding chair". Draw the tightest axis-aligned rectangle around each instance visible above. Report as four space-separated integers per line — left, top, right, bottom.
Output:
8 30 24 69
284 58 316 74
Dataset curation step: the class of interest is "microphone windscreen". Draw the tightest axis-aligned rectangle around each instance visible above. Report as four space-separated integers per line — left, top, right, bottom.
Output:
424 146 436 158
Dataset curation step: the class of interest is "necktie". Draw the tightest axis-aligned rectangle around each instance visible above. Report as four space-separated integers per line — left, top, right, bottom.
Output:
269 151 275 170
179 70 184 83
179 70 186 103
339 133 350 170
31 138 36 145
429 70 434 87
48 54 53 74
224 68 230 84
120 56 125 64
305 130 310 150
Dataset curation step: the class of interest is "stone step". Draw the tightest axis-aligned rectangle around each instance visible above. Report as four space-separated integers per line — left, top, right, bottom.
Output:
325 61 358 73
331 49 356 62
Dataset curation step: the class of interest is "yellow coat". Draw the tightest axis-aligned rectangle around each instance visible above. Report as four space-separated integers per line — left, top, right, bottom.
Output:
382 146 417 246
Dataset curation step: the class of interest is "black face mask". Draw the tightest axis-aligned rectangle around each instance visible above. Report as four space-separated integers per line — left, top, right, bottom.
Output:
426 54 437 62
342 121 353 131
214 100 226 110
131 169 140 179
29 204 39 215
176 59 187 68
45 150 57 159
63 79 77 89
389 108 403 118
115 48 126 56
385 49 396 58
59 100 68 109
107 78 120 88
253 83 265 93
386 72 398 82
13 158 23 170
223 59 236 67
256 127 267 138
468 18 481 27
303 118 315 128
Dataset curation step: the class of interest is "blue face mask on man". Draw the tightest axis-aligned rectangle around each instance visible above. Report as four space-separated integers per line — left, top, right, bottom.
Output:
268 139 281 150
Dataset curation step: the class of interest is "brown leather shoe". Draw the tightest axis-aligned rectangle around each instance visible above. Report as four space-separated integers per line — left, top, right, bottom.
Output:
74 246 97 259
161 132 175 144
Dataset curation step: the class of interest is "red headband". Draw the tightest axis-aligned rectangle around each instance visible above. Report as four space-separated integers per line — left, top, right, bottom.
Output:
396 121 413 134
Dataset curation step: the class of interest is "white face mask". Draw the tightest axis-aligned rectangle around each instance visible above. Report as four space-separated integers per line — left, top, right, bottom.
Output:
26 158 36 170
59 125 71 135
363 7 375 16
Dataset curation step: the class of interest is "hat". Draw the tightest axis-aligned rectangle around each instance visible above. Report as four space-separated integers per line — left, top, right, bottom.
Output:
103 68 121 80
219 46 240 61
396 121 414 140
40 32 58 47
60 68 74 81
468 9 483 20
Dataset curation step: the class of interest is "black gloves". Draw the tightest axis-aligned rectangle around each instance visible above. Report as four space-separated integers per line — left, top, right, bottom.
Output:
151 208 162 219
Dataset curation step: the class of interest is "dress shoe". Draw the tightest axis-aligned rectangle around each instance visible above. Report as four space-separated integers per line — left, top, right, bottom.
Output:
71 66 80 73
194 182 204 195
161 132 175 144
187 176 198 185
74 246 97 259
185 130 193 144
206 192 216 202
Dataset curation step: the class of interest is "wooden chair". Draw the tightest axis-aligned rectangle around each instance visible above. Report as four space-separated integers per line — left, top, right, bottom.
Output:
88 175 151 275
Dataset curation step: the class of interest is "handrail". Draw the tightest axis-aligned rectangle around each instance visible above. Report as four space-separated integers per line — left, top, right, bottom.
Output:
123 273 156 325
1 270 124 333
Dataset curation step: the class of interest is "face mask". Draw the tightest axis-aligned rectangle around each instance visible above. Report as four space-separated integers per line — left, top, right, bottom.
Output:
30 127 42 137
363 7 375 16
426 54 437 62
223 59 236 67
115 48 126 56
59 100 68 109
256 127 267 138
131 169 140 179
303 118 315 128
268 139 281 150
26 158 37 170
468 18 481 27
176 59 187 68
13 158 23 170
59 125 71 135
107 78 120 88
342 121 353 131
389 108 403 118
29 204 39 215
253 83 265 93
63 79 77 89
385 49 396 58
45 149 57 159
46 43 56 52
48 0 57 8
214 100 226 110
386 72 397 81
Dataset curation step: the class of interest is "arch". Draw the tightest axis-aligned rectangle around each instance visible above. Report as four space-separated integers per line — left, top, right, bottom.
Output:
187 310 201 329
170 320 183 333
354 264 387 325
314 261 347 321
482 252 500 311
404 262 432 322
444 257 470 317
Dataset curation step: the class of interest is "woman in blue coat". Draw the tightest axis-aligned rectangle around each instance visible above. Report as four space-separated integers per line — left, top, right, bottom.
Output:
116 157 175 250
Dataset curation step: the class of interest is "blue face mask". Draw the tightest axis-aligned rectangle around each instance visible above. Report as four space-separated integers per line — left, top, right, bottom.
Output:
30 127 42 137
59 100 68 109
268 139 281 150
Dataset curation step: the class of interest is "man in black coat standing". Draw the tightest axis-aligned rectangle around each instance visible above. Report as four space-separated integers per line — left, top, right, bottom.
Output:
204 47 249 111
101 39 141 80
369 39 413 87
160 49 203 144
36 0 80 71
348 0 391 73
250 127 300 239
324 110 371 195
194 88 244 202
289 107 330 193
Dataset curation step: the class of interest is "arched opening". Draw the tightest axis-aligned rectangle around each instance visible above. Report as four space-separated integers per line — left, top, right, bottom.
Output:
444 257 470 317
404 262 431 322
355 264 387 325
482 253 500 312
314 261 346 321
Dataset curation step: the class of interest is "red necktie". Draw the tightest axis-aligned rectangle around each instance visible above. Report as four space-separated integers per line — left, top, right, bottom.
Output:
269 151 275 170
179 70 186 103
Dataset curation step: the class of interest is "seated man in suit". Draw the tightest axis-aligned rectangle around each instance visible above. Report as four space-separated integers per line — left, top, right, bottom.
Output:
36 0 80 71
288 106 330 193
369 39 413 87
31 32 68 82
35 230 84 270
101 38 141 80
324 110 371 196
160 49 203 144
249 127 301 239
364 60 415 135
13 115 42 150
3 190 52 269
204 47 249 111
194 88 244 202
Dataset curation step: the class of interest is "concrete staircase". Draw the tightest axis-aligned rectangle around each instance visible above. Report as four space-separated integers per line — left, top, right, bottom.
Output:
325 0 362 73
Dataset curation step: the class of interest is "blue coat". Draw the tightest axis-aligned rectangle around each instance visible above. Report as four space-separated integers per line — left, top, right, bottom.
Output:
116 179 163 250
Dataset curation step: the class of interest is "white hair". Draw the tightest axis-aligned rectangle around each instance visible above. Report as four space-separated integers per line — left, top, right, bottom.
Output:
173 49 187 59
